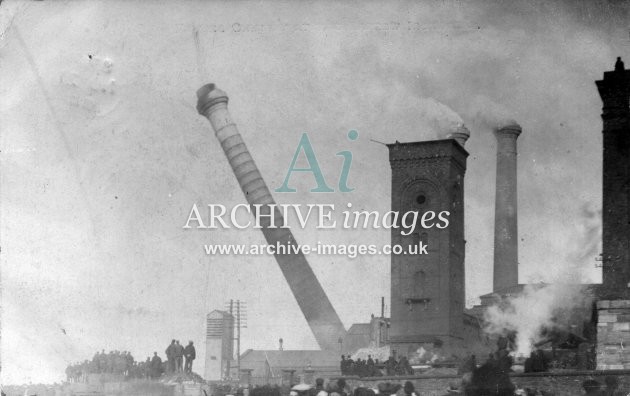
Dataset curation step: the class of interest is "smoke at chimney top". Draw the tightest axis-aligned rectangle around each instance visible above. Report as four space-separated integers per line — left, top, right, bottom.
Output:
447 123 470 147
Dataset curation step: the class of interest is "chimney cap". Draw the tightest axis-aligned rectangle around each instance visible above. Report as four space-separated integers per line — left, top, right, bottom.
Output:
494 121 522 136
196 83 229 115
446 123 470 147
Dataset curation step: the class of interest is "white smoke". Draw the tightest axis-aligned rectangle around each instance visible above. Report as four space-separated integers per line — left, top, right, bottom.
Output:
565 203 602 281
416 96 465 137
351 78 465 142
466 94 517 130
483 283 590 357
412 346 441 364
350 345 390 362
310 43 467 143
483 200 600 357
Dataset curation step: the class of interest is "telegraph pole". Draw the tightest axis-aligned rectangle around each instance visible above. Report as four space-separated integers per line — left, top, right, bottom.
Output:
225 299 247 380
227 300 234 379
237 301 241 376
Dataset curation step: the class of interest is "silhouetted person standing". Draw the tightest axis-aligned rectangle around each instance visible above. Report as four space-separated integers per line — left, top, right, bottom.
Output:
184 341 196 374
174 340 185 372
345 357 355 376
151 352 163 379
165 339 176 373
399 356 412 375
385 356 396 376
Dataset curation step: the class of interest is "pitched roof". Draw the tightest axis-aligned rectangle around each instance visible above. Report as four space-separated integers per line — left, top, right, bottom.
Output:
346 323 371 335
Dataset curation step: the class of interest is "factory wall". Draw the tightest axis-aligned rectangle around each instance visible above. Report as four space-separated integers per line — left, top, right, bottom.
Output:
596 300 630 370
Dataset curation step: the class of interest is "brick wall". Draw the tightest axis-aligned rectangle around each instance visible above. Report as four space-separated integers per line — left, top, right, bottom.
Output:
337 371 630 396
597 300 630 369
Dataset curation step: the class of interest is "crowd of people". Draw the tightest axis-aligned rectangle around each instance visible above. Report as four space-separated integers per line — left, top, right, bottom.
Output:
65 350 138 382
260 378 419 396
64 339 197 383
340 355 413 377
62 335 627 396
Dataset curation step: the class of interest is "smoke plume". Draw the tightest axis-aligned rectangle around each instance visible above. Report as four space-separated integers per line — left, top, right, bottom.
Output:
566 203 602 280
417 96 465 137
483 283 591 357
466 95 517 130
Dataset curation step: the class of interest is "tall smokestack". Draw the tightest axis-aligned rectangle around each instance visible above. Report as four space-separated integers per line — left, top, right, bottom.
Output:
596 57 630 297
196 84 347 350
493 122 522 293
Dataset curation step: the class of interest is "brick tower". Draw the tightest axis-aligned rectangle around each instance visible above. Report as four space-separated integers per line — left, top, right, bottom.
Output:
596 57 630 298
387 138 468 356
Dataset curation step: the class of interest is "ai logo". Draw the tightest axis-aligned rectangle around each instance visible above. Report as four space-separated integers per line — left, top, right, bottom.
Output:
275 130 358 193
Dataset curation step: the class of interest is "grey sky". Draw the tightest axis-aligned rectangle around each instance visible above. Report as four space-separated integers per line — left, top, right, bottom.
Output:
1 0 628 384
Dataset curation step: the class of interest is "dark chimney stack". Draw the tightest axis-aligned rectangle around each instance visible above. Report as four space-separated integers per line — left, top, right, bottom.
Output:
596 57 630 297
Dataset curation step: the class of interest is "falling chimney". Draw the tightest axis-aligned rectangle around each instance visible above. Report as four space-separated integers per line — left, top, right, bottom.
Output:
493 122 522 293
196 84 347 350
279 338 284 351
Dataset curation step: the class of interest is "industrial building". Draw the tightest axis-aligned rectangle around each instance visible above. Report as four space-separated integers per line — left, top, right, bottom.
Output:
197 56 630 380
238 349 339 385
204 310 235 381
